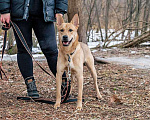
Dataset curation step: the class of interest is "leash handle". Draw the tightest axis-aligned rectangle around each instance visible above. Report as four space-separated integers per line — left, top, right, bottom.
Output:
0 23 11 80
2 22 11 31
1 22 11 60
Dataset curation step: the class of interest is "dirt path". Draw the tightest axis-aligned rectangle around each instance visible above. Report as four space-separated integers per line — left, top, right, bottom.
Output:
93 47 150 69
96 56 150 69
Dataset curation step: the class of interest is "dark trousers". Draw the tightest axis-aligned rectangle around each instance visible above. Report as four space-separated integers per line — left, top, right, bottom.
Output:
13 16 61 80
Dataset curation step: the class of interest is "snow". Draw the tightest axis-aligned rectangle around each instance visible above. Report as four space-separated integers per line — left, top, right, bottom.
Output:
0 28 149 62
33 54 44 57
1 30 150 70
0 28 147 51
87 29 142 48
0 36 3 39
87 41 99 48
3 54 17 61
144 55 150 58
32 48 42 54
102 57 150 69
131 51 136 54
140 42 150 46
88 29 137 42
2 53 45 61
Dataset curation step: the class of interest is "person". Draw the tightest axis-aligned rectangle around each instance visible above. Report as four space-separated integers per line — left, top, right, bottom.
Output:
0 0 68 98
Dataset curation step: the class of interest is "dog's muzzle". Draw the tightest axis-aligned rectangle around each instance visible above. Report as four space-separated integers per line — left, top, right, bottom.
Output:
62 35 73 46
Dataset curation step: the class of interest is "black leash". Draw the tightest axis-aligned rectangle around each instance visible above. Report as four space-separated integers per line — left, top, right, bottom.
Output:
0 23 10 79
17 96 84 105
1 21 79 104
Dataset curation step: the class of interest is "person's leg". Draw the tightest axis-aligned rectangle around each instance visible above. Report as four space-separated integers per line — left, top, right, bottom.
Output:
32 17 67 80
32 18 58 76
13 20 33 79
13 19 39 97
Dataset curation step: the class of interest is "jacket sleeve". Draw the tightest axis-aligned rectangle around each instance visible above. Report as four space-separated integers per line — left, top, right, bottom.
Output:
0 0 10 14
55 0 68 15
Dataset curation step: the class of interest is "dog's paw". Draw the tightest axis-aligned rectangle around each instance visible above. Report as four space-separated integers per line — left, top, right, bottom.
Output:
76 106 82 110
96 94 102 99
54 103 60 110
76 103 82 110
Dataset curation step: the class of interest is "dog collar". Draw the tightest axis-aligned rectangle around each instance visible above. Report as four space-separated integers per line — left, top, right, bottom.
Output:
67 48 76 62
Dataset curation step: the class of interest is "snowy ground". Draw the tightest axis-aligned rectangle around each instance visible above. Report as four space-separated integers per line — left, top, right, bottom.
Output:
2 46 150 70
96 56 150 69
2 53 45 61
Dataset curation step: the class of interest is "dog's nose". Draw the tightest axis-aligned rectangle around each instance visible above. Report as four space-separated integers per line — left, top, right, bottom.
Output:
63 35 68 40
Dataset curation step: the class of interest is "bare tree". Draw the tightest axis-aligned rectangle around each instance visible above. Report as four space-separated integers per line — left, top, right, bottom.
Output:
128 0 134 40
95 0 104 42
68 0 87 43
105 0 111 41
134 0 142 37
142 0 150 32
1 0 150 51
85 0 96 34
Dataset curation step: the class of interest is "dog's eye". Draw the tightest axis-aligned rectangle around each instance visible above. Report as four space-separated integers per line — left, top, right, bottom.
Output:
60 29 64 32
69 29 73 32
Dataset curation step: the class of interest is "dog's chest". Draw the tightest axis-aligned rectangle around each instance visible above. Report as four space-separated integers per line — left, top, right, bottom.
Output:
65 59 74 69
64 56 78 72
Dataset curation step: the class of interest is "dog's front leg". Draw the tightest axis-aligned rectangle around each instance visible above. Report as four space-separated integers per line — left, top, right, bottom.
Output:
76 72 83 110
54 73 62 109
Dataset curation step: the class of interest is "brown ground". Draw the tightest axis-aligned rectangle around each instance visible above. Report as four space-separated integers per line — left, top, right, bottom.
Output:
0 47 150 120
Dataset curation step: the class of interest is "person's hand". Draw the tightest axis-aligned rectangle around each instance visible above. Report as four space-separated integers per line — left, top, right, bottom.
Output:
56 13 63 18
0 13 10 24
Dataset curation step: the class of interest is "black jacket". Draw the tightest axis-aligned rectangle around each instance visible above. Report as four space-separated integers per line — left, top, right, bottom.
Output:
0 0 68 22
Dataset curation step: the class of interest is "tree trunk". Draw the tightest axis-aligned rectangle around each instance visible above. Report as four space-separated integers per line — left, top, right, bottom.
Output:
128 0 133 40
105 0 111 40
7 28 14 50
134 0 141 37
68 0 87 43
94 57 110 64
121 0 128 40
109 30 150 48
142 0 150 32
95 0 104 42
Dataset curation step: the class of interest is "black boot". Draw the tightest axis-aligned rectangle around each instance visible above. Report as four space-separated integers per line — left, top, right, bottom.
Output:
25 77 39 98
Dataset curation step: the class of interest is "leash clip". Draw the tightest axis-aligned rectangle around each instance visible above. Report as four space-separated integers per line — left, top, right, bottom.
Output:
67 54 71 62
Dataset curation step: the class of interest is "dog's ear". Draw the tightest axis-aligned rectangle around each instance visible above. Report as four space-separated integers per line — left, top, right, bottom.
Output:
56 14 64 26
71 14 79 28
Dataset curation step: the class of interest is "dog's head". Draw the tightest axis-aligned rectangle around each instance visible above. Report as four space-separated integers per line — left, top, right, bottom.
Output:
56 14 79 47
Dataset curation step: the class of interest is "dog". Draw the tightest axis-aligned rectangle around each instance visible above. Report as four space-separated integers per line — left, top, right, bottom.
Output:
54 14 102 110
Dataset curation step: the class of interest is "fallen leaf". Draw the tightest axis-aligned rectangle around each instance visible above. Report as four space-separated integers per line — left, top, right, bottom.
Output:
89 104 101 108
110 94 122 105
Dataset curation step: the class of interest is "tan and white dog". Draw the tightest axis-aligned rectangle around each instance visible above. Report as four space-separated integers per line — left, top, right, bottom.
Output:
54 14 102 110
